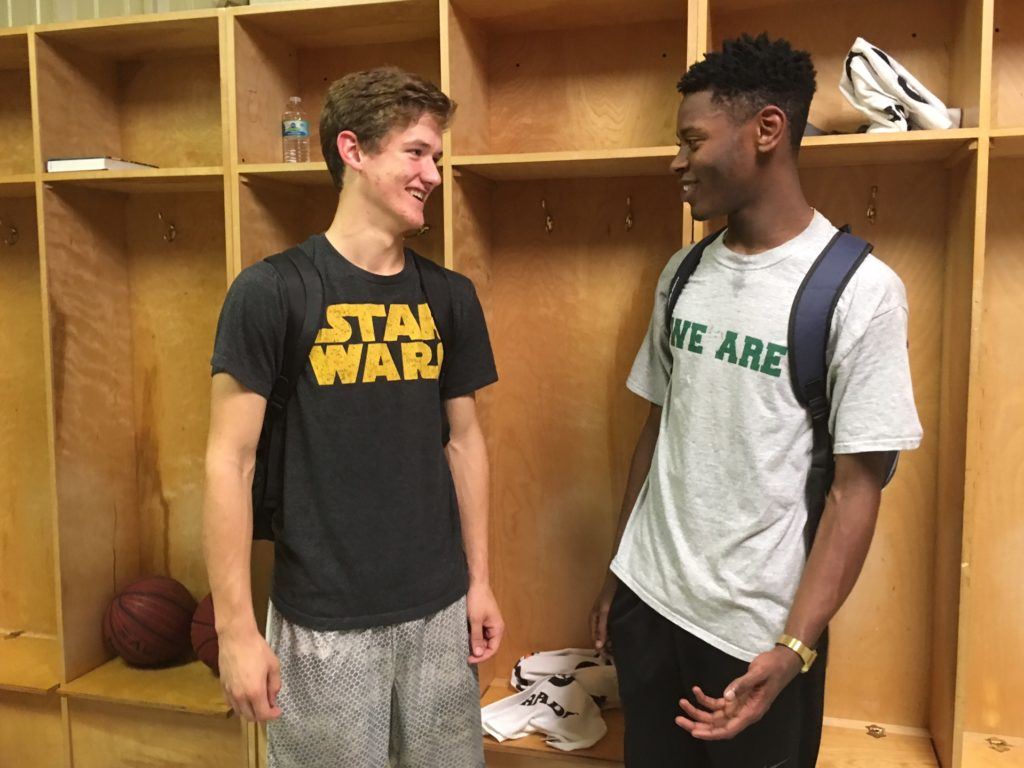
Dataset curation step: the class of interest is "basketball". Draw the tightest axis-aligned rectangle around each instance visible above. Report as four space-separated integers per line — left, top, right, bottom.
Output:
103 575 197 667
191 594 220 675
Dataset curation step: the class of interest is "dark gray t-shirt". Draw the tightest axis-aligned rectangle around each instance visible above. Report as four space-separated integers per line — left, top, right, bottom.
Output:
211 234 498 630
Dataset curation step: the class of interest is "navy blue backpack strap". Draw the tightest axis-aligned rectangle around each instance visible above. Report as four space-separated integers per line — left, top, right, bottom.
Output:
253 241 323 541
410 250 454 445
788 229 873 551
665 228 725 339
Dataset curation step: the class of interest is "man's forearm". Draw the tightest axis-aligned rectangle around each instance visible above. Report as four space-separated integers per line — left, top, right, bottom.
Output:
783 454 885 648
446 425 491 585
203 459 260 638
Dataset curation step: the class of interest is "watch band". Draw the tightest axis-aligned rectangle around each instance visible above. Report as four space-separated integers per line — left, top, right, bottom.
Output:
776 633 817 673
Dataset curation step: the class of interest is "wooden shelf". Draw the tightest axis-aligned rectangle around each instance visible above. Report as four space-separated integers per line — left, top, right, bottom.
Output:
990 128 1024 159
799 129 981 168
43 167 224 193
35 13 220 58
0 174 35 196
60 658 229 717
482 680 939 766
453 148 678 180
0 635 61 694
450 0 684 32
962 732 1024 767
239 161 335 187
232 0 437 48
481 680 624 763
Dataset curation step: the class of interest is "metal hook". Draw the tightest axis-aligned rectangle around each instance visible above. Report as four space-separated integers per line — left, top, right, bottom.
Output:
541 198 554 234
865 724 886 739
157 212 176 244
986 737 1011 753
0 219 18 246
866 185 878 225
625 195 634 231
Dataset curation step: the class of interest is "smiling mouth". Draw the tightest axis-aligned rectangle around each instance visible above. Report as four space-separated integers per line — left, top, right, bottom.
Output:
408 189 427 203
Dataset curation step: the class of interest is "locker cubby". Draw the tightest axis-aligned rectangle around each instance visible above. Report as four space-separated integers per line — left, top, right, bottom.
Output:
710 0 983 134
450 170 680 763
35 14 224 172
446 0 688 157
231 0 440 166
0 690 64 767
42 178 227 705
957 153 1024 765
66 698 246 768
236 169 444 270
993 0 1024 129
0 191 60 694
0 30 34 176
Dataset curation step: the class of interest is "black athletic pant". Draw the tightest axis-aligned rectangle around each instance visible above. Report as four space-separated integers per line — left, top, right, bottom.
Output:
608 583 828 768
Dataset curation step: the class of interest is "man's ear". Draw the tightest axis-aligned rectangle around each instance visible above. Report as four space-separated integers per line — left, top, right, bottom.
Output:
754 105 788 155
337 130 364 170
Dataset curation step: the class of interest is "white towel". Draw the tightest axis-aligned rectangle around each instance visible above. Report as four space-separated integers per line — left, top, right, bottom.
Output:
512 648 619 709
839 37 956 132
481 648 619 752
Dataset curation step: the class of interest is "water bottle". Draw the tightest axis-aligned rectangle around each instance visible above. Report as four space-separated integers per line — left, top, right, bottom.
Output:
282 96 309 163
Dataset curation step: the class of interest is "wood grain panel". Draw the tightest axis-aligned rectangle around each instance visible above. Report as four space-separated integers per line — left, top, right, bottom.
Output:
233 20 298 166
0 66 34 175
34 34 121 167
476 175 681 676
126 191 224 599
0 690 63 767
44 185 139 682
993 0 1024 128
0 197 55 636
929 151 979 768
799 162 947 727
452 0 683 33
714 0 961 133
448 5 490 155
297 39 440 165
962 732 1024 768
486 20 685 154
68 698 245 768
120 54 223 167
962 157 1024 739
948 0 985 130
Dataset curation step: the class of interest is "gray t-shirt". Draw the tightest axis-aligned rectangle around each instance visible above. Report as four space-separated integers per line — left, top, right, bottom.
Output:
610 210 922 661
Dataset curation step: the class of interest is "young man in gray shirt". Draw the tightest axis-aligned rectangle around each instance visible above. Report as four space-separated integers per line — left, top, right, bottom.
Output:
591 34 922 768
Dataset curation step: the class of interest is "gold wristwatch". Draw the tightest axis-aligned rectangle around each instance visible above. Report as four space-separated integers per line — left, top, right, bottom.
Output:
776 634 817 673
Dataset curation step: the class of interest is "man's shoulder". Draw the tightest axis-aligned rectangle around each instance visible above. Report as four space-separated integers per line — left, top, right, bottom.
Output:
843 252 909 317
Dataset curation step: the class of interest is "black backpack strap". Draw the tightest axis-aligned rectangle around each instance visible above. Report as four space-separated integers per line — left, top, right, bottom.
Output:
665 228 725 340
788 229 872 552
254 241 323 540
410 250 455 445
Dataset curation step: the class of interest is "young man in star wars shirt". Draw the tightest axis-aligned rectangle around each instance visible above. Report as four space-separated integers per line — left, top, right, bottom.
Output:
203 67 502 767
590 35 922 768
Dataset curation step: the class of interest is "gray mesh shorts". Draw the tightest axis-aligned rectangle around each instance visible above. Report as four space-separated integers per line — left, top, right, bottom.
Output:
266 596 485 768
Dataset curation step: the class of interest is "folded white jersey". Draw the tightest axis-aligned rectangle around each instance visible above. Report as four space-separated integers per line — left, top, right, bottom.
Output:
511 648 620 709
840 37 955 132
481 674 607 751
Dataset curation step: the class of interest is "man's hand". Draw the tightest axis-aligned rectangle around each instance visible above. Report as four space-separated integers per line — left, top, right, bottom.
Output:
218 629 283 723
675 646 802 740
467 582 504 664
589 573 619 652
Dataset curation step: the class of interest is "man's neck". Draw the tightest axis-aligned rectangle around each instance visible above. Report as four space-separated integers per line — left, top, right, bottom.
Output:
323 194 406 276
723 171 813 255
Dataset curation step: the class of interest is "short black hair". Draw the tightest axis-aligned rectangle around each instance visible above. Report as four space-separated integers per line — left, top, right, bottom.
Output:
677 33 816 151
